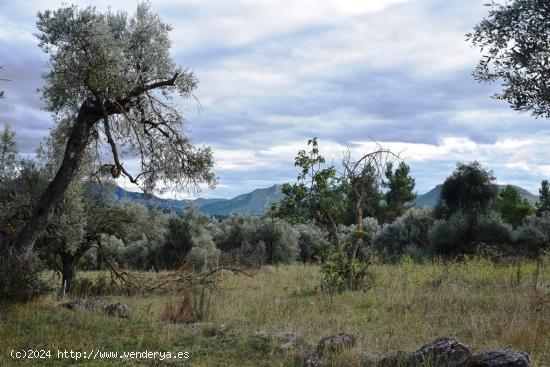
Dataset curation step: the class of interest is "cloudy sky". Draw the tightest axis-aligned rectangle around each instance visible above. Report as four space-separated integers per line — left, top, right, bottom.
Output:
1 0 549 199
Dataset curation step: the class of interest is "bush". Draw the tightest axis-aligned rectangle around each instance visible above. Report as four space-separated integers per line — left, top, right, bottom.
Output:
296 222 332 263
477 213 514 246
428 212 470 256
514 213 550 257
320 245 374 291
0 246 51 302
223 240 266 267
373 207 433 260
214 214 258 252
187 231 221 272
256 218 299 264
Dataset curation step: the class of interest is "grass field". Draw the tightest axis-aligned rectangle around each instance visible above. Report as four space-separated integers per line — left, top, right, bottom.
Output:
1 258 549 366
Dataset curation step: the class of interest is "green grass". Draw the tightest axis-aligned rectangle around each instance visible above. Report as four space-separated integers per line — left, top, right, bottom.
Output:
1 258 549 366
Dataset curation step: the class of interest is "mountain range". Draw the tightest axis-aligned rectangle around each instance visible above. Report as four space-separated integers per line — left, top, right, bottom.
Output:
412 184 539 207
112 183 539 216
113 184 284 216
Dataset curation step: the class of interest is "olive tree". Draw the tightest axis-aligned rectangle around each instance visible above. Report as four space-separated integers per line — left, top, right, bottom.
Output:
13 3 215 257
467 0 550 117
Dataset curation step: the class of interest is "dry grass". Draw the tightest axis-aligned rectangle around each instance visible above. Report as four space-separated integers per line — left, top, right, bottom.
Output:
0 257 549 366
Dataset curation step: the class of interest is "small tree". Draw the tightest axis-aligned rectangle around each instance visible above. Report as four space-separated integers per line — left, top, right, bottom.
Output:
275 138 348 247
381 161 416 222
493 185 534 228
536 180 550 216
436 161 498 219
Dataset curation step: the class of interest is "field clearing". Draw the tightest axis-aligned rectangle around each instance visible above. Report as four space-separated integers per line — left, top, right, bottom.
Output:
1 258 549 366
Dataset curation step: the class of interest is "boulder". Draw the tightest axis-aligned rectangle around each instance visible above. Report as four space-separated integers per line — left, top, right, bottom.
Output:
458 350 531 367
316 333 357 355
408 337 471 366
103 302 131 318
378 337 471 367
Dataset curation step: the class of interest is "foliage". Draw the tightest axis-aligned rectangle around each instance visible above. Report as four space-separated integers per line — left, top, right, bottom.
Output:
256 218 299 264
515 213 550 258
0 124 17 182
275 138 347 244
536 180 550 216
429 212 514 257
436 161 498 219
295 222 333 263
468 0 550 118
373 207 434 260
320 246 374 291
477 213 514 247
428 212 470 256
0 247 52 302
381 161 416 222
492 185 534 228
35 3 215 191
215 214 258 252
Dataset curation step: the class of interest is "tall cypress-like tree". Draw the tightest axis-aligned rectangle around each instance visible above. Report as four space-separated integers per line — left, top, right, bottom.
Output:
536 180 550 216
0 124 17 182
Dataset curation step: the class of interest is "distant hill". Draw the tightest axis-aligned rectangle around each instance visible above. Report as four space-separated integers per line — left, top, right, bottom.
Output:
200 184 283 216
112 184 283 216
110 182 537 215
413 184 539 208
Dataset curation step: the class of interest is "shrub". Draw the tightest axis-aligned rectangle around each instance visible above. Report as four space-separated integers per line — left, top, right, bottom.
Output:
373 207 433 260
214 214 258 252
256 218 299 264
320 245 374 291
224 240 266 267
514 213 550 258
477 213 514 246
0 247 51 302
428 212 470 256
404 244 433 263
296 222 332 263
187 232 221 272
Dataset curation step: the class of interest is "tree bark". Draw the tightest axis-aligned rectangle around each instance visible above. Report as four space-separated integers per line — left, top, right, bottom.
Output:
12 100 100 258
60 251 76 294
59 239 94 293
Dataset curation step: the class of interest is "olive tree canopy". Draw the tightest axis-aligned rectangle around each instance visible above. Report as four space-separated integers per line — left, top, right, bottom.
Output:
467 0 550 118
13 3 215 255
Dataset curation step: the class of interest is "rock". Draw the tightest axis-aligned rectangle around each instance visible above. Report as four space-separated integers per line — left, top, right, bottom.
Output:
103 303 131 318
316 333 357 355
458 350 531 367
408 337 471 366
275 331 301 350
60 299 103 312
305 352 322 367
378 338 470 367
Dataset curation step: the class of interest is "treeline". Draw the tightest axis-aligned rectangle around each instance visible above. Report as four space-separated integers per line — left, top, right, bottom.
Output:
2 127 550 298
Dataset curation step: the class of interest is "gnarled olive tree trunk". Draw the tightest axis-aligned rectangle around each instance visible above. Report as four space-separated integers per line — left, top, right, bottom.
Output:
13 101 99 258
